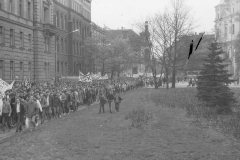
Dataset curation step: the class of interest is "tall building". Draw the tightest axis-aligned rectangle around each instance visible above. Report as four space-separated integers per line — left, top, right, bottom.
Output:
0 0 91 82
215 0 240 78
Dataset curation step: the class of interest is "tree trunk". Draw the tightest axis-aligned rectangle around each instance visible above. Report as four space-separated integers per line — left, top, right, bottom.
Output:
172 36 177 88
166 67 169 89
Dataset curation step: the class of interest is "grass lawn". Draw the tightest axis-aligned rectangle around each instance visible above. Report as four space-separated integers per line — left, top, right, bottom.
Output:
150 88 240 139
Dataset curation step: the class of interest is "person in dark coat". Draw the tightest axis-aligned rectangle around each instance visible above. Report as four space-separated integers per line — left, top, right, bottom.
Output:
14 97 25 132
99 92 106 114
114 93 122 112
106 89 115 113
49 93 54 119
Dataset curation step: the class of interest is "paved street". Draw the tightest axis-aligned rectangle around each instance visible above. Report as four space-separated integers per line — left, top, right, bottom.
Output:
1 89 240 160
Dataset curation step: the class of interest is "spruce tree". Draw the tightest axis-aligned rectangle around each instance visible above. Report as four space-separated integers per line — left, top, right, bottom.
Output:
196 42 236 114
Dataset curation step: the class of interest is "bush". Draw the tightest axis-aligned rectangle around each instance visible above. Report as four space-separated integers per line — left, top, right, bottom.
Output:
150 88 240 140
125 108 153 128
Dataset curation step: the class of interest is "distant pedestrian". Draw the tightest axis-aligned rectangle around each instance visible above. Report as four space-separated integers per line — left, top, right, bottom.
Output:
114 93 122 112
99 92 106 114
2 97 12 132
106 89 114 113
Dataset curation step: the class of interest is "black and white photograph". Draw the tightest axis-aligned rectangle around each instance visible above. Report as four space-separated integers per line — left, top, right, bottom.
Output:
0 0 240 159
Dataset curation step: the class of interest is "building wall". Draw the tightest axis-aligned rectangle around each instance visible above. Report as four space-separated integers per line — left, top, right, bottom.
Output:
0 0 34 82
215 0 240 77
0 0 91 81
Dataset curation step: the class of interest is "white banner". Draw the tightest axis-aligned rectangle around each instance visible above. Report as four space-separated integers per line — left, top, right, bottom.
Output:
0 79 15 98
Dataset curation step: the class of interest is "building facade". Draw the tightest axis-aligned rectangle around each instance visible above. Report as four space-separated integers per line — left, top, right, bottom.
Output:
215 0 240 78
0 0 91 82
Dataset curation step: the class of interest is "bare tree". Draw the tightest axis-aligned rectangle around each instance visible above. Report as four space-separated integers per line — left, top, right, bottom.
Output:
169 0 193 88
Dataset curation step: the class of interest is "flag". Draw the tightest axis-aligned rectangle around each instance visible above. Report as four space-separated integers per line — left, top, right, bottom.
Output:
188 40 194 59
195 32 205 51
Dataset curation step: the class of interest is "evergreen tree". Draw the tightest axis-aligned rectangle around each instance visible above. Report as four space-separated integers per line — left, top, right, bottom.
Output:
196 42 236 114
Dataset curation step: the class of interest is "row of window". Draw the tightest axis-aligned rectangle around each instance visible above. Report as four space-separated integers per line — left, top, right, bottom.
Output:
72 1 91 20
0 26 32 49
57 61 68 75
55 35 84 56
55 36 67 53
0 0 32 20
0 60 32 81
54 10 90 39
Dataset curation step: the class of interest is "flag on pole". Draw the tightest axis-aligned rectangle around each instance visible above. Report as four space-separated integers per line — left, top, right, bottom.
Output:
195 32 205 51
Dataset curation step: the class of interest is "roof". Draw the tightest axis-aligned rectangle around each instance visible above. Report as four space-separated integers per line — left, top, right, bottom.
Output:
106 29 139 40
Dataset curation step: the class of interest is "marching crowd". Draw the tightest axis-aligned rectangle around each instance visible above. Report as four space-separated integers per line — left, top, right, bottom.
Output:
0 78 144 133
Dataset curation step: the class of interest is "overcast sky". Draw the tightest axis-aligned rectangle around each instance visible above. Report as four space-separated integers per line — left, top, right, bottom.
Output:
92 0 220 33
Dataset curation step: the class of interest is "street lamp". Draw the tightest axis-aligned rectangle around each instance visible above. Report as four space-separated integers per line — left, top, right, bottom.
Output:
55 29 80 82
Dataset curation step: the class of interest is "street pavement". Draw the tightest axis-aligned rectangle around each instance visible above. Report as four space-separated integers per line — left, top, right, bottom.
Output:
0 89 240 160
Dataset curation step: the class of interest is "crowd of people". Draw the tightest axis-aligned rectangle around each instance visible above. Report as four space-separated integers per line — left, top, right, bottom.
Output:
0 78 144 133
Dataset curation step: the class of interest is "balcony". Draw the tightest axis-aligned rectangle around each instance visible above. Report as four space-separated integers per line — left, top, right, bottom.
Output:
43 23 57 36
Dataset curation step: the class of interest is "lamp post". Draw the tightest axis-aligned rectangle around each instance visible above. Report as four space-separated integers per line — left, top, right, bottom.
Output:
55 29 80 82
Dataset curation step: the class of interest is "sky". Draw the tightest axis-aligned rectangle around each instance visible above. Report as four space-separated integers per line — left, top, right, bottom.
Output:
92 0 220 34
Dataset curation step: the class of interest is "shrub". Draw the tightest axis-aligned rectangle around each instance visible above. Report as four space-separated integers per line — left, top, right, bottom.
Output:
125 108 153 128
150 88 240 139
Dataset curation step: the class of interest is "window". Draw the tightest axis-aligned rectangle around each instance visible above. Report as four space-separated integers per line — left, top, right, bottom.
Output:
0 26 4 44
27 1 31 19
9 0 13 13
57 61 59 73
28 62 31 79
47 62 50 77
61 14 64 29
62 14 65 30
0 0 3 10
10 29 15 46
61 62 63 75
44 62 47 78
56 36 59 52
0 60 4 79
20 32 24 48
20 62 23 80
232 24 235 34
44 7 50 23
61 38 64 52
44 37 50 52
56 11 59 27
65 15 68 30
65 62 67 74
53 14 57 26
28 34 32 49
72 19 75 30
65 16 68 30
65 38 67 52
19 0 23 17
10 61 14 80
